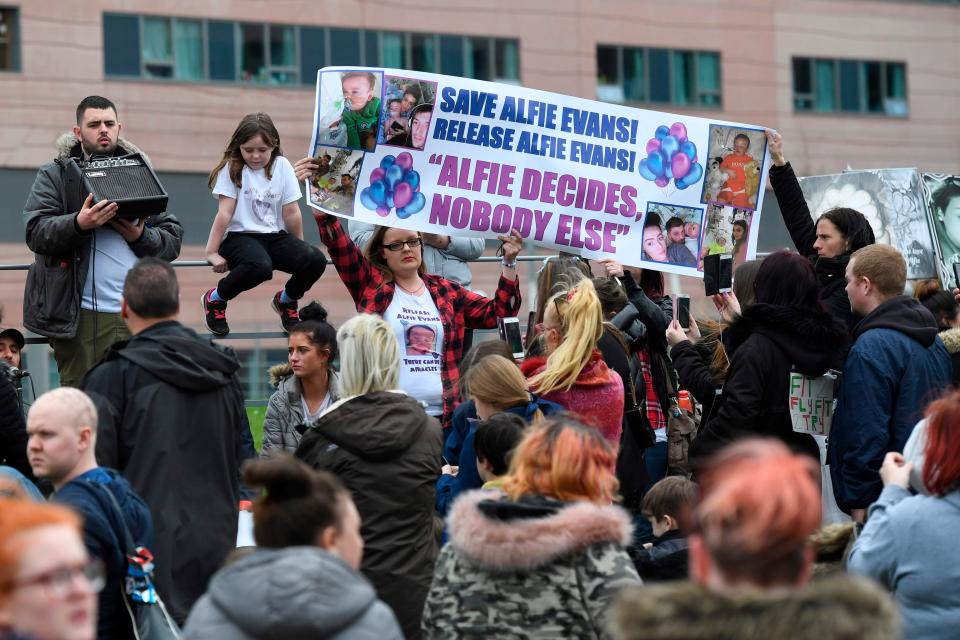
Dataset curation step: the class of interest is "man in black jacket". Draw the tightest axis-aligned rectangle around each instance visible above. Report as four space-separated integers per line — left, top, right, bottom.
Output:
22 95 183 387
81 258 247 625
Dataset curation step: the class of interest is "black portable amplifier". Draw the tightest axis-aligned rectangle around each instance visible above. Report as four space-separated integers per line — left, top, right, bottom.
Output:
72 153 169 219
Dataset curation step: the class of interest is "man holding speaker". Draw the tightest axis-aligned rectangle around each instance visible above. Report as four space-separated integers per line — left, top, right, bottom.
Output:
22 96 183 387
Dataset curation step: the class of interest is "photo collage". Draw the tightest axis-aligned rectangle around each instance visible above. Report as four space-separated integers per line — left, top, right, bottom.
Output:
309 70 438 216
638 124 767 271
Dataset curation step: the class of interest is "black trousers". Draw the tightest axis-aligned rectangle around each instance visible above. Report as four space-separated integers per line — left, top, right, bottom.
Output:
217 231 327 301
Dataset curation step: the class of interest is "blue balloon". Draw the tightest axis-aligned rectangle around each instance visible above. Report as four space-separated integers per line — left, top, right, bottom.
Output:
680 140 697 160
661 135 679 158
395 206 409 219
405 192 426 215
369 180 387 205
654 125 670 141
404 170 420 191
380 155 396 169
664 163 673 180
647 150 665 178
360 188 378 211
386 192 395 209
675 180 690 191
638 158 657 181
385 165 403 188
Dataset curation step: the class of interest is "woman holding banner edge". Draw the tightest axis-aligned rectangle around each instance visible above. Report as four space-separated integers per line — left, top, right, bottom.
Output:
298 157 523 426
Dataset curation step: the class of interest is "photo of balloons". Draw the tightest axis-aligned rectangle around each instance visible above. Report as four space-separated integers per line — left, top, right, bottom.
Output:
359 151 426 219
638 122 704 191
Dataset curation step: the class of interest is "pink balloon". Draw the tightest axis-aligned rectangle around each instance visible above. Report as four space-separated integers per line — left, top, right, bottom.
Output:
671 153 691 180
645 138 661 154
655 176 669 188
393 181 413 209
370 168 385 184
669 122 687 143
376 206 391 217
394 152 413 171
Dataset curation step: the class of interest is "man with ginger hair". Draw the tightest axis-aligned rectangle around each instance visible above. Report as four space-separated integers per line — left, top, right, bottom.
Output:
829 244 951 521
27 387 154 640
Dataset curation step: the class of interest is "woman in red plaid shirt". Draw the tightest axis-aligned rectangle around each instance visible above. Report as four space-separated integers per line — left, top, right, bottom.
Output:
307 207 522 427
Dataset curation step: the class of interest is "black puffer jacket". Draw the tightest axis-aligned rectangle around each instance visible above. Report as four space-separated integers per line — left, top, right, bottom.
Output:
769 162 858 333
81 321 246 624
689 303 848 466
295 391 443 640
0 362 29 478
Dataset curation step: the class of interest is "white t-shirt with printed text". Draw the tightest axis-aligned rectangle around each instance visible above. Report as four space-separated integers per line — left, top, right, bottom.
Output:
384 287 445 416
212 156 301 234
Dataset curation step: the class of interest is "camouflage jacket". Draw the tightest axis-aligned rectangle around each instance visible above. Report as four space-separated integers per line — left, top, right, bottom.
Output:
422 491 640 639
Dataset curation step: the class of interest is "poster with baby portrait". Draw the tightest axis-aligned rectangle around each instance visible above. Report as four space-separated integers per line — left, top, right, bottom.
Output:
307 66 773 277
922 174 960 287
798 169 938 280
701 125 768 211
700 205 754 269
306 145 365 216
315 70 384 151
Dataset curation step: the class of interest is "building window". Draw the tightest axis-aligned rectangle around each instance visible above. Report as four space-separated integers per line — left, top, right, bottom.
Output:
793 57 907 116
596 45 721 107
0 7 20 72
103 13 520 86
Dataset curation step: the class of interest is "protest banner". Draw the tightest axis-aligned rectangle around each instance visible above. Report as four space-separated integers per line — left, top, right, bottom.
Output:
788 370 838 437
307 67 772 277
798 168 938 280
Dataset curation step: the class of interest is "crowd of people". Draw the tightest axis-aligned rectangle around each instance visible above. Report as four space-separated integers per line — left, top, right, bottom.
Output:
0 97 959 640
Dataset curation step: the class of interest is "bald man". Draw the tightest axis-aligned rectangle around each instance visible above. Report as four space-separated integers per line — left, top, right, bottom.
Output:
28 388 154 640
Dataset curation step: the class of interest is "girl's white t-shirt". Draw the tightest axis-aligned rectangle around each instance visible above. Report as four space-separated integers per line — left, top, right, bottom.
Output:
212 156 301 234
384 287 445 416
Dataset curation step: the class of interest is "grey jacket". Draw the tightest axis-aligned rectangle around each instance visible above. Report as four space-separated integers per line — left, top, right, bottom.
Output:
848 484 960 640
260 363 341 457
183 546 403 640
22 133 183 338
349 221 484 288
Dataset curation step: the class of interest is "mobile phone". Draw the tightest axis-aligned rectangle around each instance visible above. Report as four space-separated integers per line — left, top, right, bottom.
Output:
524 310 537 354
676 294 691 330
498 317 525 360
719 255 733 293
703 254 720 296
953 263 960 288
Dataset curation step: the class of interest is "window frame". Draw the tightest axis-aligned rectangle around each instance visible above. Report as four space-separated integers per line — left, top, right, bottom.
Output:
0 5 21 73
595 44 722 109
792 56 908 118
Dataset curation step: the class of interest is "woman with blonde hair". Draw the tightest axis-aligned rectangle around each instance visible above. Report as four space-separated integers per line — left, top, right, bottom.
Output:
436 355 563 513
423 417 640 639
522 278 625 445
295 313 442 640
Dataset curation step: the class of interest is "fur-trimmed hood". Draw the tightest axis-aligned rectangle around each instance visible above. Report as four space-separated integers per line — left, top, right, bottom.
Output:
612 577 900 640
727 303 848 374
940 327 960 354
447 491 633 571
55 131 152 166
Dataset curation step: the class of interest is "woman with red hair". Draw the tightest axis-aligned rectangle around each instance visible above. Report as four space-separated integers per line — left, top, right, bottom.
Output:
422 417 639 639
848 390 960 640
0 499 101 640
613 440 899 640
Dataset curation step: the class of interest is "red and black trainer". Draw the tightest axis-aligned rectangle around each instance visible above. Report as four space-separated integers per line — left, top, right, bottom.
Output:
271 291 300 333
202 289 229 336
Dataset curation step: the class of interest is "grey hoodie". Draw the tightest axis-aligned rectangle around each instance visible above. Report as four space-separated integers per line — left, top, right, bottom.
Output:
183 546 403 640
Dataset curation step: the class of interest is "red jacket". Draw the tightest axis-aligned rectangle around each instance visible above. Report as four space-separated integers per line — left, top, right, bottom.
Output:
316 215 522 426
522 350 624 446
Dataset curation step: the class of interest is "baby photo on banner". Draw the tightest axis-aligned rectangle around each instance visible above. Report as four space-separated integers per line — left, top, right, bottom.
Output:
798 168 938 280
307 66 774 278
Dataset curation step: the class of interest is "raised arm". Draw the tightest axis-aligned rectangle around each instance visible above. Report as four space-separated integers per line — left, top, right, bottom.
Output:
765 129 817 256
312 210 377 306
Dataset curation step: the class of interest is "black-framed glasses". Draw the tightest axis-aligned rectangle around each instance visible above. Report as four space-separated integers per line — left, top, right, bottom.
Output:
12 558 106 599
384 238 423 252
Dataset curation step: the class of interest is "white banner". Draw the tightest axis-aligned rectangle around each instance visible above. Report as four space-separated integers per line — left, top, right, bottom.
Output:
307 67 772 277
